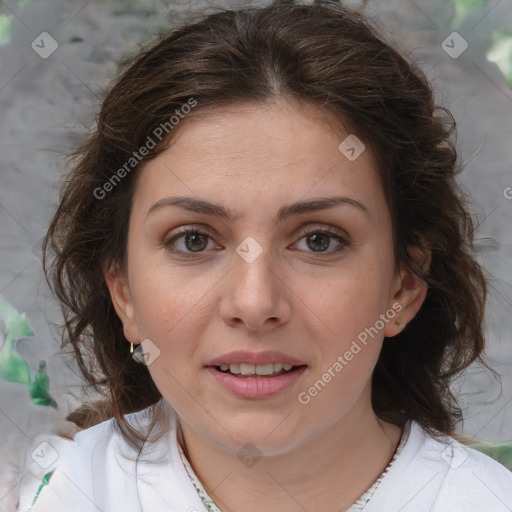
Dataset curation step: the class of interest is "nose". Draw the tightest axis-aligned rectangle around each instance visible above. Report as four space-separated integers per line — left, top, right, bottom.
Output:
219 245 292 333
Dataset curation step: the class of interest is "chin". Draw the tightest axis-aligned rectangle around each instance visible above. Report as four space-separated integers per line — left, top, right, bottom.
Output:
211 418 304 457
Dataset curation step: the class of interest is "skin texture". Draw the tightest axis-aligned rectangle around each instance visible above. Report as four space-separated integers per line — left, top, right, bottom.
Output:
106 99 431 511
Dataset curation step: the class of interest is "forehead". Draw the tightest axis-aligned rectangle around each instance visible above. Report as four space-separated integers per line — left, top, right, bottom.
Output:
134 99 385 219
159 99 369 167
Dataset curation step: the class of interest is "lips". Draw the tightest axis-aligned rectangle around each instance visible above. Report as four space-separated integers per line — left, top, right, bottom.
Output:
205 350 307 367
207 364 308 398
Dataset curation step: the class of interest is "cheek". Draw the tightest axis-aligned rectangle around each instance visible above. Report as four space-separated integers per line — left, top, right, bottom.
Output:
298 269 388 402
127 265 218 391
130 282 213 406
295 258 392 338
127 244 215 335
132 283 210 345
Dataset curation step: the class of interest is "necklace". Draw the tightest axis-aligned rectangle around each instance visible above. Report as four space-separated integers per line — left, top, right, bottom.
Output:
175 420 410 512
177 440 222 512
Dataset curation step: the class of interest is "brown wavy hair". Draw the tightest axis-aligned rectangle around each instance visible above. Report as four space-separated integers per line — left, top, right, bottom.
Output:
44 0 498 448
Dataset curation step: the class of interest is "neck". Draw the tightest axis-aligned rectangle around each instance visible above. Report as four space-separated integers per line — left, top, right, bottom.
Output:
177 393 404 512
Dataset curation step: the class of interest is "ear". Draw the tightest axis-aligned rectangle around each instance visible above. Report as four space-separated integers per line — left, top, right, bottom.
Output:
104 265 142 345
384 245 431 338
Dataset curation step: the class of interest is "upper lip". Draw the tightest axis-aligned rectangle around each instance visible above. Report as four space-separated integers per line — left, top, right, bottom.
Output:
206 350 307 367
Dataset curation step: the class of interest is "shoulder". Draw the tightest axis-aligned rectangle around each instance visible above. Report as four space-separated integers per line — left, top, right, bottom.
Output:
365 420 512 512
423 426 512 510
17 404 161 512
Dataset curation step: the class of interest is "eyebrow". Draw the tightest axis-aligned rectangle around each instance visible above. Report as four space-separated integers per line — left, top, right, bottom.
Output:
146 195 369 222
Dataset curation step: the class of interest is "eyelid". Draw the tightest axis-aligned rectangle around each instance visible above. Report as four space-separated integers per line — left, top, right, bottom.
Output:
164 224 219 243
291 224 351 255
163 225 222 258
294 223 349 240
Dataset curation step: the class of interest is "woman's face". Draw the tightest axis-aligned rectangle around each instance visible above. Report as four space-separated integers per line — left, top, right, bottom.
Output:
107 100 425 455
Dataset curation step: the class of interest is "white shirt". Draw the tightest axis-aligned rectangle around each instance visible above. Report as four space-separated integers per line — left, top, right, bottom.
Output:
17 400 512 512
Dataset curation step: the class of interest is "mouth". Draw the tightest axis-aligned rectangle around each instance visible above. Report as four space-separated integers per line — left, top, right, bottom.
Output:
207 361 308 398
212 363 307 378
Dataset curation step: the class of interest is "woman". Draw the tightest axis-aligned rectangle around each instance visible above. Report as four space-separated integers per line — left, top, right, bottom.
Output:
17 1 512 511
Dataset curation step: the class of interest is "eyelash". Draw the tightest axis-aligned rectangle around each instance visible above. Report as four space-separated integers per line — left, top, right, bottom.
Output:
163 225 350 259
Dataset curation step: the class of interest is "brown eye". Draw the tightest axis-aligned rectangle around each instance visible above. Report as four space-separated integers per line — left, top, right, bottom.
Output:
306 232 330 252
164 228 219 257
294 228 350 255
183 232 208 252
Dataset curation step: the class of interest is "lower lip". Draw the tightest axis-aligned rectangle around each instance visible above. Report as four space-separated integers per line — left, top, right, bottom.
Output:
206 366 307 399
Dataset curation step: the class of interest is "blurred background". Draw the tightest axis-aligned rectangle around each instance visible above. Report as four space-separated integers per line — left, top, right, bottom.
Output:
1 0 511 510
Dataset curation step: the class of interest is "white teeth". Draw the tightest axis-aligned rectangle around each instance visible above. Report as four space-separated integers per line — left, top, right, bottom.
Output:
229 363 240 374
240 363 255 375
256 364 274 375
219 363 297 375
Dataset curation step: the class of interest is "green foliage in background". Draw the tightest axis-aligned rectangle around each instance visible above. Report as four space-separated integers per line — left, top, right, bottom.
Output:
487 30 512 88
451 0 488 29
0 0 32 45
462 438 512 471
0 13 12 46
449 0 512 89
0 296 57 408
1 0 512 89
